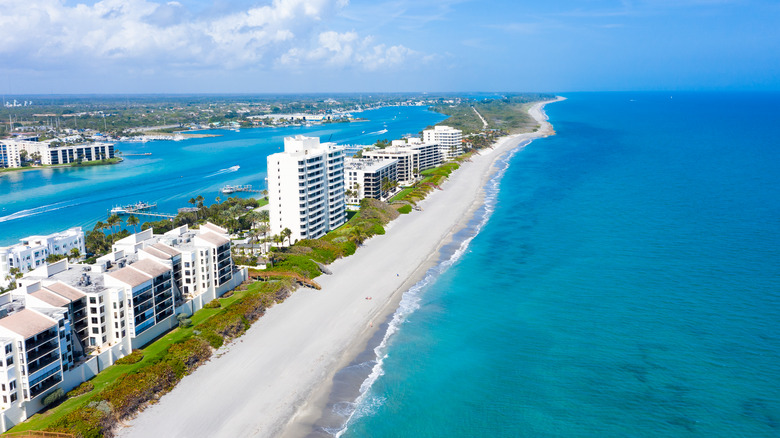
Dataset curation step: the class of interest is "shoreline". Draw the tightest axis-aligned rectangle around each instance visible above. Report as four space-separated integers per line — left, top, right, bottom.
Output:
117 97 564 438
282 96 565 437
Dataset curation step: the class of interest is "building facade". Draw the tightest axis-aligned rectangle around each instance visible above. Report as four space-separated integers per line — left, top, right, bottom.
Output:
0 139 115 168
423 125 463 160
0 227 85 280
267 136 346 242
345 158 399 203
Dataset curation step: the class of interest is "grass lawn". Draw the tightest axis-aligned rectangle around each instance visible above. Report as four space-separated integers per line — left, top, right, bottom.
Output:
9 283 259 433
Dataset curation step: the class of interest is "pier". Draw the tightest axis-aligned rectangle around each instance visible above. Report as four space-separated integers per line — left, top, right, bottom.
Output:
122 153 153 156
109 202 177 219
221 184 263 194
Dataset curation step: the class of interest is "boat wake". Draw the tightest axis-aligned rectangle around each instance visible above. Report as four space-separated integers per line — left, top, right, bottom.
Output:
366 129 388 136
0 200 81 223
205 165 240 178
332 139 532 437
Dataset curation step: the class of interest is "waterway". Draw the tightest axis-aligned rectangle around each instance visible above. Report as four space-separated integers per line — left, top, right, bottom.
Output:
0 106 446 246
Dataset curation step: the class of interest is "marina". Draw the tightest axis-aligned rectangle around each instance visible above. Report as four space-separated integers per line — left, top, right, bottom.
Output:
220 184 262 194
109 202 176 219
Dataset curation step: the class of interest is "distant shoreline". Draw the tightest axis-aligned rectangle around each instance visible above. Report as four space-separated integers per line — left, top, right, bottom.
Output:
117 97 565 438
0 157 122 174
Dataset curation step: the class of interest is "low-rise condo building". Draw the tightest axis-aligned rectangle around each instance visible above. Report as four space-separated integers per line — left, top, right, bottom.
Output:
0 227 85 280
267 136 346 242
363 138 442 186
0 139 115 168
345 158 399 203
423 125 463 160
0 223 246 431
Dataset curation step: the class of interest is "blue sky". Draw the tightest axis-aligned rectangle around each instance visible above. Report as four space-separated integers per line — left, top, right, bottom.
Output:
1 0 778 93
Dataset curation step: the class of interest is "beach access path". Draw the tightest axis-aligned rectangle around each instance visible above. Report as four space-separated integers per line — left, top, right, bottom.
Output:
118 98 562 438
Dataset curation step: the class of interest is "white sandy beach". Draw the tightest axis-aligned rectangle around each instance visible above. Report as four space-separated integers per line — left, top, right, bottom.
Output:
118 98 562 438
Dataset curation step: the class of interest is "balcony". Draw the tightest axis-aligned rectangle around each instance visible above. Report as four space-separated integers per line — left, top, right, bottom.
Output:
28 351 60 375
25 340 59 362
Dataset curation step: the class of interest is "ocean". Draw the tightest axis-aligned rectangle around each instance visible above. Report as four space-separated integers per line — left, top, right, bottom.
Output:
335 92 780 437
0 106 446 245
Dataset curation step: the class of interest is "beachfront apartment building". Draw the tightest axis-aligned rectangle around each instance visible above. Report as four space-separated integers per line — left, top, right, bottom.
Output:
0 227 85 280
363 138 442 186
423 126 463 160
0 139 115 168
345 158 399 203
0 223 245 431
267 136 346 242
112 222 233 302
0 305 73 409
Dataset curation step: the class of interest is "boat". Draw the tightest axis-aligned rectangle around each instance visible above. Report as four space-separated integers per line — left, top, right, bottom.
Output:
229 165 240 172
221 185 236 194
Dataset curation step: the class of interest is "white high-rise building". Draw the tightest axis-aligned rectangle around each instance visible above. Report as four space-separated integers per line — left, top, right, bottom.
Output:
267 136 346 242
423 125 463 160
345 157 399 203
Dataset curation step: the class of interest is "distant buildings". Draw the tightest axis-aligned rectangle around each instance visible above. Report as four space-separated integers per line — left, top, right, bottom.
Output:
0 223 245 430
423 125 463 160
0 139 115 169
345 158 399 203
0 227 85 280
267 136 346 242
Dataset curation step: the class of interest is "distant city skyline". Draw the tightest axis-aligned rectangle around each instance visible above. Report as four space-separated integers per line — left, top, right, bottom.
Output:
2 0 778 94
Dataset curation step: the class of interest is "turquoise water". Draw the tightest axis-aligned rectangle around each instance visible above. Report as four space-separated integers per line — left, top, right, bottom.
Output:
0 106 445 245
339 93 780 437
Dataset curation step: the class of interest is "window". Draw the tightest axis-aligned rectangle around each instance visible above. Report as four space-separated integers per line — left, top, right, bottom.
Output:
9 381 15 390
6 357 12 366
89 297 97 304
4 345 10 354
92 328 99 334
91 317 98 324
10 394 16 403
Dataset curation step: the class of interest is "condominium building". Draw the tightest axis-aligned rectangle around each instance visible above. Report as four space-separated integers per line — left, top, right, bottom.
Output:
363 138 442 186
112 222 234 302
423 125 463 160
0 227 85 279
267 136 346 242
0 224 244 431
345 158 399 203
0 139 115 168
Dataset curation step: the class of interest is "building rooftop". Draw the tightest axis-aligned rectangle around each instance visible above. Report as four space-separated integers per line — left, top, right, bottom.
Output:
345 157 398 172
107 266 152 287
31 289 71 307
197 232 229 247
151 242 181 257
0 309 57 339
201 223 228 234
130 259 171 278
141 246 171 260
44 282 86 301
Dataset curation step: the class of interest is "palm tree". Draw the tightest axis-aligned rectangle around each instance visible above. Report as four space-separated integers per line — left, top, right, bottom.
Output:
247 228 259 253
106 214 121 235
215 196 221 204
69 248 80 262
281 228 292 246
258 209 270 225
257 223 270 253
196 195 204 208
188 197 196 208
261 189 268 200
127 215 140 233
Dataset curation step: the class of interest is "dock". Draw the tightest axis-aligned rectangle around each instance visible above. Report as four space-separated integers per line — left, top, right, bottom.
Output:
221 184 263 194
122 153 152 156
109 202 177 219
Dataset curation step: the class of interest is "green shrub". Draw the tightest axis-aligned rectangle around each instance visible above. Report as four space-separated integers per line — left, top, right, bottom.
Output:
200 330 224 349
204 300 221 309
115 349 144 365
42 388 65 407
397 204 412 214
50 401 114 438
67 380 94 397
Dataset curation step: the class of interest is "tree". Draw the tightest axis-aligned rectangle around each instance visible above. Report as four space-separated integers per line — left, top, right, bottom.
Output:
196 195 204 208
46 254 66 264
257 223 270 253
106 214 121 235
281 228 292 246
188 197 196 207
261 189 268 200
349 227 366 245
19 149 28 163
69 248 80 262
127 215 140 233
215 196 221 204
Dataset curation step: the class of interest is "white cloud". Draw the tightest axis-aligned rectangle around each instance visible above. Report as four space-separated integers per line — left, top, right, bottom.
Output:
0 0 415 72
279 30 416 70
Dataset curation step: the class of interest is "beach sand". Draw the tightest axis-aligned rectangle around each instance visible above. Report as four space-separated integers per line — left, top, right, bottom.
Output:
117 98 562 438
